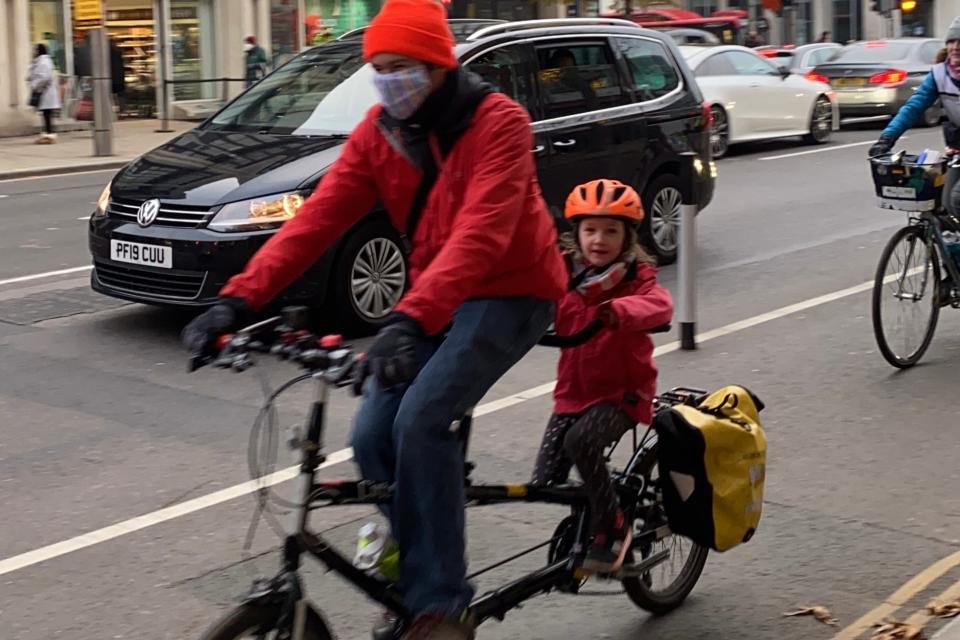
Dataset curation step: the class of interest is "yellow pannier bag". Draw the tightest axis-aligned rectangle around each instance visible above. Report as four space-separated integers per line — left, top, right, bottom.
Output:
652 385 767 552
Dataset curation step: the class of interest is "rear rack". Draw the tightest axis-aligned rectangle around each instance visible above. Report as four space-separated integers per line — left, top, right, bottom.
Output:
466 17 641 41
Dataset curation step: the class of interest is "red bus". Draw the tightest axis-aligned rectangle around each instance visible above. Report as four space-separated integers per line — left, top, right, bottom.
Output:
602 8 745 45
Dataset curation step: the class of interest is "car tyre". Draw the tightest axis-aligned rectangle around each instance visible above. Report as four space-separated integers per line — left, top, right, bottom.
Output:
641 173 683 266
709 105 729 159
803 95 833 144
331 218 407 335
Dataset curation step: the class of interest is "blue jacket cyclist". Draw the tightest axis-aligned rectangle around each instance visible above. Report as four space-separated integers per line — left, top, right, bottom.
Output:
870 17 960 217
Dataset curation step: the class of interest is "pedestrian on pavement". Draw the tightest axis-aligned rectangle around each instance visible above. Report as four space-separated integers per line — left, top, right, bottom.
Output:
818 30 831 42
243 35 268 88
870 15 960 303
532 179 672 575
27 43 61 145
181 0 567 637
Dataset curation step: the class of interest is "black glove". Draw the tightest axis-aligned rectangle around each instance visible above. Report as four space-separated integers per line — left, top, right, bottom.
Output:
944 121 960 149
181 297 250 355
868 137 894 158
364 313 424 389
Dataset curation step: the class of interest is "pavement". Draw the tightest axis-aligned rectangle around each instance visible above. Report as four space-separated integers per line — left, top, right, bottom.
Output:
0 119 192 181
3 125 960 640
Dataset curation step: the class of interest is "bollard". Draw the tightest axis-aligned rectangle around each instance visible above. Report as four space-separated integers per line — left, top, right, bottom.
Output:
89 28 113 157
677 152 699 351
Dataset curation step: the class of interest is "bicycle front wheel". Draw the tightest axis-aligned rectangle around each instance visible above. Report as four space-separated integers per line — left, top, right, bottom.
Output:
872 225 941 368
199 603 333 640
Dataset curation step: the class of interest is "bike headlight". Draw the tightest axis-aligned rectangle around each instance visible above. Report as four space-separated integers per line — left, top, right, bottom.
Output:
94 182 111 218
208 192 307 232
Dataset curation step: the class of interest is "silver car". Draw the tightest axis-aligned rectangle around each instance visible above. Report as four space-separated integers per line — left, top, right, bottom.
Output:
810 38 942 124
759 42 841 75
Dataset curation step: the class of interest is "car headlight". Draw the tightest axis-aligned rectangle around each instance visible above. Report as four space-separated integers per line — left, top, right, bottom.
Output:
208 193 307 232
94 182 111 218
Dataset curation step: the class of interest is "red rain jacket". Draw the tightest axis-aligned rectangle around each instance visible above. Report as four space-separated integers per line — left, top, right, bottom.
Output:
221 94 567 335
553 262 673 424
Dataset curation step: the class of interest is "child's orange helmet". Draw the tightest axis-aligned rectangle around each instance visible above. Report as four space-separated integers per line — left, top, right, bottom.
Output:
564 179 644 223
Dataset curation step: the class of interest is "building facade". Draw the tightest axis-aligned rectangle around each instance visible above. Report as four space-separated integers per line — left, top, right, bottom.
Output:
0 0 957 135
0 0 385 135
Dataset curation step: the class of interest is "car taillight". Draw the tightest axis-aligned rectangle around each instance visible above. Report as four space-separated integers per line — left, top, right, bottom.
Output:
869 69 907 86
758 49 778 57
805 70 830 85
701 101 713 129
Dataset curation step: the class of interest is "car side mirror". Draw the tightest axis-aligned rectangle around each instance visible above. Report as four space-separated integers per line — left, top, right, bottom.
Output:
779 66 791 79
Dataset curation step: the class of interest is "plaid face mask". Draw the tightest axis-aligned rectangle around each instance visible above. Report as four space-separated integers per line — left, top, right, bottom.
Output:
373 66 432 121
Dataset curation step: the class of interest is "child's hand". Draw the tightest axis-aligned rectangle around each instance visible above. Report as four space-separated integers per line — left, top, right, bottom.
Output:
597 302 619 328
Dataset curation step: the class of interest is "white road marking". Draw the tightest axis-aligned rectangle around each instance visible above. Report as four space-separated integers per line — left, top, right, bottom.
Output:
0 266 93 287
0 267 919 577
759 139 881 161
77 215 91 221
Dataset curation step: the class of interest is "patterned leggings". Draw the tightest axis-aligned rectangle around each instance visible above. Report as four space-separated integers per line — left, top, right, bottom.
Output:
531 403 635 531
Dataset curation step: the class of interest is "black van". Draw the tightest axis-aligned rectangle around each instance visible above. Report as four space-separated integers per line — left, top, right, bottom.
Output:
89 18 714 332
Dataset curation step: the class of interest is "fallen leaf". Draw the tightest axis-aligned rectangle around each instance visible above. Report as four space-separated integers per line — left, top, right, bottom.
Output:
871 618 926 640
782 605 839 627
927 598 960 618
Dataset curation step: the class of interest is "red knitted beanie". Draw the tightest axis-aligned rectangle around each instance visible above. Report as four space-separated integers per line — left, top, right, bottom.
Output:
363 0 457 69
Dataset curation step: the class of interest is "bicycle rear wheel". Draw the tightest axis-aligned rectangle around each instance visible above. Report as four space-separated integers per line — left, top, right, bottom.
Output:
199 603 333 640
872 225 941 368
621 445 709 615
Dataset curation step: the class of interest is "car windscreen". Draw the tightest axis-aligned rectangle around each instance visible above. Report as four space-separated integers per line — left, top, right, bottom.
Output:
828 42 912 63
205 42 377 136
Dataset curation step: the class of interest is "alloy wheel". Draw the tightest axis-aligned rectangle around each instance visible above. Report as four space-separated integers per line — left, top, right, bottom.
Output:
650 186 682 254
349 237 406 322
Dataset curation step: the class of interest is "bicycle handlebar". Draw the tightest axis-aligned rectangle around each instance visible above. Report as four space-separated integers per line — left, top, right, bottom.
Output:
537 320 671 348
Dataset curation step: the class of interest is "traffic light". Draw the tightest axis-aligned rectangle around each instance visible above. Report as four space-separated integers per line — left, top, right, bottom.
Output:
901 0 917 11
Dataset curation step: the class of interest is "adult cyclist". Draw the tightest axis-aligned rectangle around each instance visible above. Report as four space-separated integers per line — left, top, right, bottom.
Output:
869 17 960 206
869 17 960 303
182 0 567 637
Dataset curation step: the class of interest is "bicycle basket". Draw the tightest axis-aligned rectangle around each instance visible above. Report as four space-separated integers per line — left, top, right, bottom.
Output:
870 154 948 212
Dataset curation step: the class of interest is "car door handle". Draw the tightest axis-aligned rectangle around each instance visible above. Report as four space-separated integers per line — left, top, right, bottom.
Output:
532 145 546 154
553 139 577 148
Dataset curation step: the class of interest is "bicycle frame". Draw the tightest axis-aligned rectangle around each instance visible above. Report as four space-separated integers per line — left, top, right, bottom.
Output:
916 210 960 293
256 370 666 637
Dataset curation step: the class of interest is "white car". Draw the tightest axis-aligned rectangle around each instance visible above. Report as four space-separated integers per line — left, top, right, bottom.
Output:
680 45 840 158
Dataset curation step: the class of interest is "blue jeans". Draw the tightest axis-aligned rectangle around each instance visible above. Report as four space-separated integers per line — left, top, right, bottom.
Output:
350 297 554 616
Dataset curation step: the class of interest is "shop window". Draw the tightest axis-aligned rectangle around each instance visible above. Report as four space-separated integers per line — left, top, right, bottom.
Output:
305 0 381 43
171 0 215 100
30 1 66 72
271 0 301 67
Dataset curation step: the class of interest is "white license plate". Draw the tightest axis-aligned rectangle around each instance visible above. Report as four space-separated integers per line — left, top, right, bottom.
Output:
110 239 172 269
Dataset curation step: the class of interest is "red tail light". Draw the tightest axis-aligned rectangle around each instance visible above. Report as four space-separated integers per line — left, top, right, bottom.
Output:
869 69 907 86
701 101 713 129
758 49 778 57
805 70 830 85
